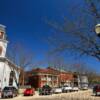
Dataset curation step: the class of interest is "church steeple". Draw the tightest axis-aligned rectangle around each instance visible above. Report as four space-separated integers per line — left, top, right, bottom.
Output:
0 24 8 57
0 24 7 40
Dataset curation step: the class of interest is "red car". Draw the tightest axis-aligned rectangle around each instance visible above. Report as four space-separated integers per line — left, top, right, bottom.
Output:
24 88 35 96
93 85 100 96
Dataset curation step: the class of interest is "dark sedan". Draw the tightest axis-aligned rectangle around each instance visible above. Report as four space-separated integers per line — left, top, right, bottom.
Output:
93 85 100 96
39 85 52 95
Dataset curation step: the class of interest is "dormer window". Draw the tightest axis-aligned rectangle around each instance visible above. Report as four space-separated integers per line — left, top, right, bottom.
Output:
0 31 4 39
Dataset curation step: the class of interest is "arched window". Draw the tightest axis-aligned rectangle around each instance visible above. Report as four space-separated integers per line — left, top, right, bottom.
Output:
0 46 2 55
9 71 15 86
0 32 4 39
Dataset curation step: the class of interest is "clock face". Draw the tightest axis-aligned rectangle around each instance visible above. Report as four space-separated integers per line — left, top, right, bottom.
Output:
0 32 3 39
0 46 2 55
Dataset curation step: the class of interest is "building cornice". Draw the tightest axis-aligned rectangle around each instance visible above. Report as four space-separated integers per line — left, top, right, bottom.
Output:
0 57 19 71
0 39 8 43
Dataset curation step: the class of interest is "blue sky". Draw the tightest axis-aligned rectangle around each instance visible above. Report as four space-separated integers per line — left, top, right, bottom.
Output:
0 0 100 72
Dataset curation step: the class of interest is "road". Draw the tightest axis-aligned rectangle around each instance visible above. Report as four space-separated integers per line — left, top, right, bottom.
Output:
1 89 100 100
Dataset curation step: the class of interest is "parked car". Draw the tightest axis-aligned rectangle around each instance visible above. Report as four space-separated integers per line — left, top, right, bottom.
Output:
80 84 88 90
72 87 79 92
53 87 62 94
24 88 35 96
80 86 88 90
93 85 100 96
1 86 18 98
39 85 52 95
62 85 73 92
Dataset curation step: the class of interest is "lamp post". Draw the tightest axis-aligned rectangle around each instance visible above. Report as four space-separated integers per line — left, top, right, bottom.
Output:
95 24 100 37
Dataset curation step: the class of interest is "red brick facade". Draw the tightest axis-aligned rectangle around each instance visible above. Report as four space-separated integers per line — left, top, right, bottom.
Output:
59 72 74 86
26 67 74 89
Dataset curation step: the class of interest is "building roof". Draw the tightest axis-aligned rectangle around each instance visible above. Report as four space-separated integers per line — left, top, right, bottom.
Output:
29 67 60 75
27 67 74 77
0 57 20 71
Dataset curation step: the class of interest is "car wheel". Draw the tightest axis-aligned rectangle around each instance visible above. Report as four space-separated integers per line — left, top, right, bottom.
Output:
15 94 17 97
1 95 4 98
11 94 14 98
11 95 13 98
95 92 97 96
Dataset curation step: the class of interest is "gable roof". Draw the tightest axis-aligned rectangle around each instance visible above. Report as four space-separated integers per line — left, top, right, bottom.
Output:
0 57 20 71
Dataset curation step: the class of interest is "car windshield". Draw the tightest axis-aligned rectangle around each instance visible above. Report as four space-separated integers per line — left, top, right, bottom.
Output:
3 87 13 90
43 85 51 89
26 88 32 90
42 85 51 91
63 85 68 87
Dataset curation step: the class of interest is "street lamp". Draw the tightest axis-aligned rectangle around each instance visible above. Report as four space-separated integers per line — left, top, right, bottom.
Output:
95 24 100 37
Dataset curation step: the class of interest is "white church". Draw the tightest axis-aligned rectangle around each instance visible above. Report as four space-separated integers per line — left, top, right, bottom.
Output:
0 24 19 90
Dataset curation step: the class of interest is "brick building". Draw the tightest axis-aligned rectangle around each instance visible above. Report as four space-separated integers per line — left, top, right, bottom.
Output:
59 71 74 86
26 67 75 89
26 67 59 89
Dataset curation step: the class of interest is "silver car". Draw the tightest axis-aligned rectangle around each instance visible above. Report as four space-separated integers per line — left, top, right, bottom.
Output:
1 86 18 98
53 87 62 93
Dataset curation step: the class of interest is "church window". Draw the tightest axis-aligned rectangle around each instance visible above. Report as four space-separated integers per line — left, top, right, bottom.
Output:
0 32 3 39
9 71 15 86
0 46 2 55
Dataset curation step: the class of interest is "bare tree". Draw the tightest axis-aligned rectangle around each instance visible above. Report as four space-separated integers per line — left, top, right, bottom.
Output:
47 54 70 71
71 62 99 84
6 42 35 86
47 54 76 71
47 0 100 61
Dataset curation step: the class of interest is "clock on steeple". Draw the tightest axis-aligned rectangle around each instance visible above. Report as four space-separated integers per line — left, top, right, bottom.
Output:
0 24 8 57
